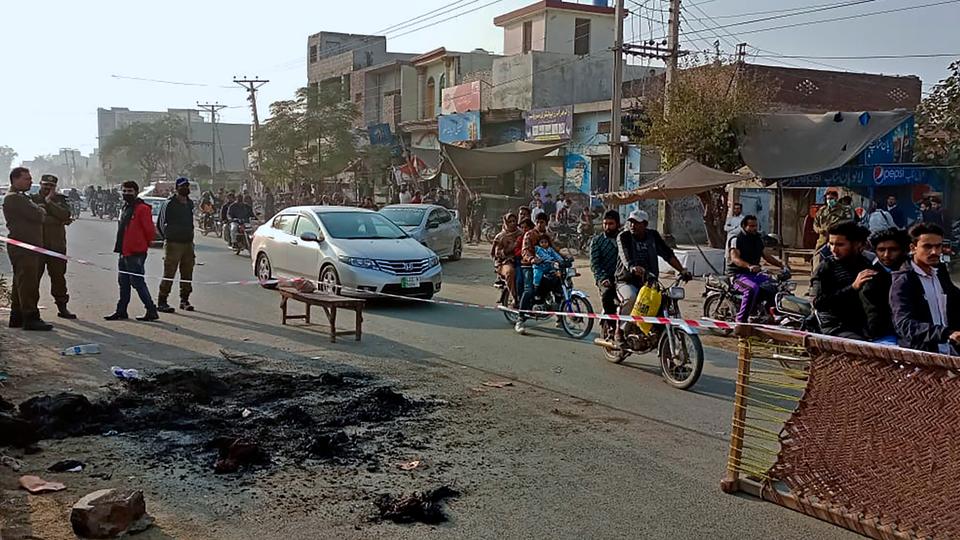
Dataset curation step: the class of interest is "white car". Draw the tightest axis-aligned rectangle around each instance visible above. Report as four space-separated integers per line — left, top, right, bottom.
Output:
379 204 463 261
251 206 442 299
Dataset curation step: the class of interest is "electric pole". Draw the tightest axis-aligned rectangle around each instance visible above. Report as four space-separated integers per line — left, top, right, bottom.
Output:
609 0 625 198
234 76 269 193
658 0 682 233
197 102 227 179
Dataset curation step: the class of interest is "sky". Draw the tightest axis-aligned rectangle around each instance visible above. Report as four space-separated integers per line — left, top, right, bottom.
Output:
1 0 958 167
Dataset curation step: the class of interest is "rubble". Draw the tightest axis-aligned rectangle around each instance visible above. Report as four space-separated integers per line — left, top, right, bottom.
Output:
70 488 154 538
18 475 66 494
374 486 460 524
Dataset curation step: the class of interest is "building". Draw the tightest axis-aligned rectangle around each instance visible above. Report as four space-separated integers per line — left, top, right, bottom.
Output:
96 107 251 175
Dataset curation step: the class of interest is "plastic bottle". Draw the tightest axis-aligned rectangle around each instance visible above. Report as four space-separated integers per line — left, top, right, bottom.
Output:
61 344 101 356
110 366 140 380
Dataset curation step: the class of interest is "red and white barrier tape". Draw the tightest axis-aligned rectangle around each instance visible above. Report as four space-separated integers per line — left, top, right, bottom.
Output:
0 234 738 331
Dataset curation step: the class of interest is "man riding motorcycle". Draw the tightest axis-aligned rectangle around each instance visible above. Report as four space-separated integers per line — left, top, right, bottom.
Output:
615 210 691 340
490 213 522 306
590 210 621 337
227 195 256 247
727 215 787 322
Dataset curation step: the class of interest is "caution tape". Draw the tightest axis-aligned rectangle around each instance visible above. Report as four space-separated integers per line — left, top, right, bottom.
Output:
0 233 739 331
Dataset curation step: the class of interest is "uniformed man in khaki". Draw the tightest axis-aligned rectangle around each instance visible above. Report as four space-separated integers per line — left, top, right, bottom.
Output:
2 167 52 331
33 174 76 319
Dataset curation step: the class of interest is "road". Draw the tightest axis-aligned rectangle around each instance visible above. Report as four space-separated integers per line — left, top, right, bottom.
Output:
0 215 856 539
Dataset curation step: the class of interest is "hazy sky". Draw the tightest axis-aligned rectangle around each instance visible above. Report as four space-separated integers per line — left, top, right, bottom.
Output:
2 0 958 166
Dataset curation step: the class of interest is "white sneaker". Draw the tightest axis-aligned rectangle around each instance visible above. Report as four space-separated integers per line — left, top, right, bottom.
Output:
514 320 526 335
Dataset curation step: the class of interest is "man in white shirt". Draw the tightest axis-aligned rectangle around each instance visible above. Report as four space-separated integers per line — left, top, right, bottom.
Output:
890 222 960 354
724 203 744 241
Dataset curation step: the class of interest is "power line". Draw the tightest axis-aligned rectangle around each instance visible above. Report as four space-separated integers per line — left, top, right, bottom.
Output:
110 74 236 89
691 0 880 30
682 0 871 20
754 52 960 60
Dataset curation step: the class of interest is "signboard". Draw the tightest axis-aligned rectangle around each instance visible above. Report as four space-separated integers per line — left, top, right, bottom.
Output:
526 106 573 141
441 81 481 115
782 165 943 189
367 123 395 146
860 115 915 165
438 111 481 144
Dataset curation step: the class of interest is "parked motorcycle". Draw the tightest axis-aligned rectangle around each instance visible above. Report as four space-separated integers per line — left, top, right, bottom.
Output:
594 275 704 390
496 259 595 339
702 269 817 332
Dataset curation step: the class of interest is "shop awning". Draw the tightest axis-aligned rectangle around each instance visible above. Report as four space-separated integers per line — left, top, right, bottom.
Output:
736 110 912 179
441 141 565 179
599 159 749 205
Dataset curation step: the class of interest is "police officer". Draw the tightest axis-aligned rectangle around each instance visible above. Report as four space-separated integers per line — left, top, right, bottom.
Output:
3 167 52 331
34 174 77 319
156 177 196 313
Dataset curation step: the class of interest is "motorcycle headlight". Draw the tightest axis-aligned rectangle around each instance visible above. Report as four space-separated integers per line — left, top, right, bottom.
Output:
338 256 379 270
667 286 686 300
428 256 440 268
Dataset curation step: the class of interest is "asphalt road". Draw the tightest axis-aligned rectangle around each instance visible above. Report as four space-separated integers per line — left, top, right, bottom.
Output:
0 215 857 539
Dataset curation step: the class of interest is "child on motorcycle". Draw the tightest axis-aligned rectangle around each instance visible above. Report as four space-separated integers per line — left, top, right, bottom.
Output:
533 236 565 299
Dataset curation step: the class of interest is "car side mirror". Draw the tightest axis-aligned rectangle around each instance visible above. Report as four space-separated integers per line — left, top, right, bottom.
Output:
427 221 440 229
300 231 322 243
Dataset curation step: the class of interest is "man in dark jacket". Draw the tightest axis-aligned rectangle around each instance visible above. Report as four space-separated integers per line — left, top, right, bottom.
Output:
33 175 76 319
3 167 52 331
860 228 908 344
156 177 196 313
220 192 236 242
105 181 159 322
263 187 276 219
590 210 621 337
810 221 873 339
890 222 960 354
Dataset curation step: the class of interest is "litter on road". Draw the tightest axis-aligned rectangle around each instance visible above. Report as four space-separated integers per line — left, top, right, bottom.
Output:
18 475 67 494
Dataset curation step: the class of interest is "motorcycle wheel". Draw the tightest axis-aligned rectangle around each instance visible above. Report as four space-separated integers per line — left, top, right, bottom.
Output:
658 328 704 390
603 342 629 363
499 288 519 324
560 296 594 339
702 293 738 336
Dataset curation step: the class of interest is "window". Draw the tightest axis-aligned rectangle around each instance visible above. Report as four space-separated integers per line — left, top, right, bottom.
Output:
436 209 452 224
380 207 425 227
574 18 591 55
294 215 320 237
437 74 445 109
309 44 317 64
317 212 408 240
423 77 436 119
272 215 298 234
522 21 533 53
427 210 443 227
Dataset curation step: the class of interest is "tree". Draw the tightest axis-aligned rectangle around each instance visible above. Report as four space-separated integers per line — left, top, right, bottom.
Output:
641 60 773 248
252 87 359 189
0 146 16 174
100 116 189 184
916 60 960 167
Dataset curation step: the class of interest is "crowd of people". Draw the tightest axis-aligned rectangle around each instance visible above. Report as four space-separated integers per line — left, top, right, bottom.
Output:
723 189 959 355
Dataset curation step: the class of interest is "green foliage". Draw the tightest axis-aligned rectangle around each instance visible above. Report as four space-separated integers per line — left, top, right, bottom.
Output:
252 87 360 188
916 60 960 167
101 116 189 184
0 146 16 173
641 61 773 247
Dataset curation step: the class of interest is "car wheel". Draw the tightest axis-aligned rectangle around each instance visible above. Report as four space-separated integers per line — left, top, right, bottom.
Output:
256 253 277 289
449 237 462 261
319 265 341 295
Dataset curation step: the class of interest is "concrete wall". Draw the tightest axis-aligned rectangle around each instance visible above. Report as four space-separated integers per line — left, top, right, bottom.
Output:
307 33 390 84
543 10 615 56
490 54 535 112
400 65 419 124
455 51 497 83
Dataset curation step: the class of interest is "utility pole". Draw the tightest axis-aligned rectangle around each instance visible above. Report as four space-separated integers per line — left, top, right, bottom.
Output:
735 42 748 64
658 0 682 233
197 102 227 180
233 76 269 192
608 0 625 199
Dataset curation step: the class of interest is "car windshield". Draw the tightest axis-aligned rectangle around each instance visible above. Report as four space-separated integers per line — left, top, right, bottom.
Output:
318 212 408 240
380 207 425 227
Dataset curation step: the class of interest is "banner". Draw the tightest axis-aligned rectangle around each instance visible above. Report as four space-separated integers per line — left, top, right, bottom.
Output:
525 106 573 141
440 81 481 115
438 111 481 144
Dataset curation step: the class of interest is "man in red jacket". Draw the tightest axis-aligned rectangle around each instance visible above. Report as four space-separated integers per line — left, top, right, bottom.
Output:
105 181 159 321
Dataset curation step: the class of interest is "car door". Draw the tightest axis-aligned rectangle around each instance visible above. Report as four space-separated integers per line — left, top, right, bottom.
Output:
435 208 457 255
286 214 324 279
268 214 299 275
424 209 445 254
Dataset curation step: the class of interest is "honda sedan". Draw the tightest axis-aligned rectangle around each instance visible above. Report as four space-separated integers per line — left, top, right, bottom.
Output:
251 206 442 299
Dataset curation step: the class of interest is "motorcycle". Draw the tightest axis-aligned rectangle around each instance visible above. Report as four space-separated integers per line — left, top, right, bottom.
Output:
68 199 82 219
496 259 595 339
702 269 817 332
100 197 118 221
199 212 217 236
594 275 704 390
230 219 255 256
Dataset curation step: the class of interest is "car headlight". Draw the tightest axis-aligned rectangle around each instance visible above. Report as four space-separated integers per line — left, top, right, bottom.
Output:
428 256 440 268
338 255 379 270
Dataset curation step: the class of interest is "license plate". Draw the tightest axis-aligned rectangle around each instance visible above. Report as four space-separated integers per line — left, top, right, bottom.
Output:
400 277 421 288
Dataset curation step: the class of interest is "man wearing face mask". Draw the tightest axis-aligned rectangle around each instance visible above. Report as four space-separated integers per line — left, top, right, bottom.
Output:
33 175 76 319
3 167 52 331
812 190 853 269
105 181 158 322
155 177 196 313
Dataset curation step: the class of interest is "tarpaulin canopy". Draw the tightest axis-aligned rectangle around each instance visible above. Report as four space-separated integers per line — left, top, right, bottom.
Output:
736 110 912 179
599 159 749 205
441 141 565 179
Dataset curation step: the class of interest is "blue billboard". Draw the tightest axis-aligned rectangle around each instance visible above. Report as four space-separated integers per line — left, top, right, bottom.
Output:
438 111 481 144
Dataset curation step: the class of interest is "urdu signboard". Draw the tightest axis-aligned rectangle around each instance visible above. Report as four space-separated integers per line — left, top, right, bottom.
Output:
525 106 573 141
